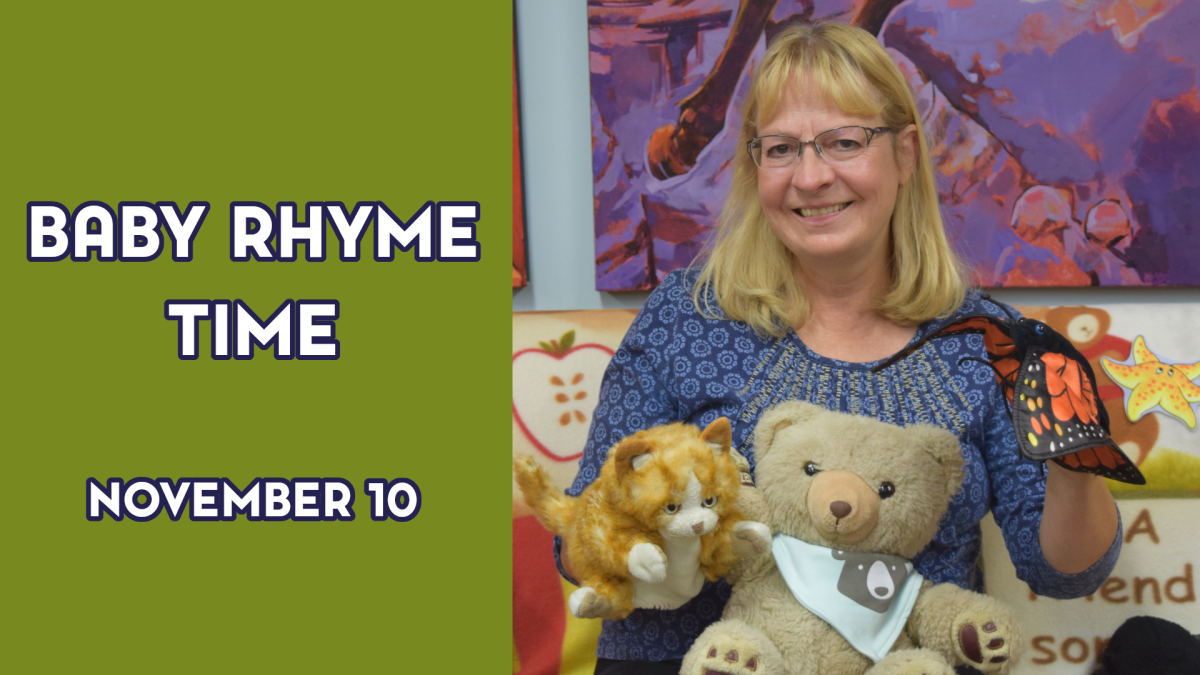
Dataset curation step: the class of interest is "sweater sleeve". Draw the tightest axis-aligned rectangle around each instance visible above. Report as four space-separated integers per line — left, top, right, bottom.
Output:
980 304 1122 599
553 272 687 582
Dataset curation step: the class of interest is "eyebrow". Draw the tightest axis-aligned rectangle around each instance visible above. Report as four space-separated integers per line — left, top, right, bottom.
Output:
756 124 870 138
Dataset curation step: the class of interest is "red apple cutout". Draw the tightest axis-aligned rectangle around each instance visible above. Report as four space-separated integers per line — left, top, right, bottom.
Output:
513 331 614 462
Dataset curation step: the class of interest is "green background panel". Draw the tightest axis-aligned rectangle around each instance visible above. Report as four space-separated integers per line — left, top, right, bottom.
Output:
2 2 512 671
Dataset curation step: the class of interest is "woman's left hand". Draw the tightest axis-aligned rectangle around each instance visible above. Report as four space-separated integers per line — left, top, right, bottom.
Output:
1038 460 1120 574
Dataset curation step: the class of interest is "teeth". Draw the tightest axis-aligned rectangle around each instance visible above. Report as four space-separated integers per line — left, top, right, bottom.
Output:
798 203 849 217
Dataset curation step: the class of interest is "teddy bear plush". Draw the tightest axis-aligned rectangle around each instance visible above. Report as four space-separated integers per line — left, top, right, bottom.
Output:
681 402 1022 675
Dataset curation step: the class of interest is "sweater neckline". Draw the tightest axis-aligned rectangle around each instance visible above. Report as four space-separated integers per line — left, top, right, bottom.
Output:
780 291 986 371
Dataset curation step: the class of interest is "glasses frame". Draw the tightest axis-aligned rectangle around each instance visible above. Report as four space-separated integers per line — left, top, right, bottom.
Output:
747 126 892 168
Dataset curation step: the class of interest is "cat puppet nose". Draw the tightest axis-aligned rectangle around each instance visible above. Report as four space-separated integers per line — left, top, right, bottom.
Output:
830 501 852 519
693 522 705 534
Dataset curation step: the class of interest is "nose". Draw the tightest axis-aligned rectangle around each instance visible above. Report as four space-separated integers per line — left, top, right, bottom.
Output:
790 146 835 192
830 501 852 519
692 522 704 534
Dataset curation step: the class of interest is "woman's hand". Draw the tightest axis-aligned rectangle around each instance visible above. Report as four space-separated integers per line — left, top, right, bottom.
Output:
1038 461 1120 574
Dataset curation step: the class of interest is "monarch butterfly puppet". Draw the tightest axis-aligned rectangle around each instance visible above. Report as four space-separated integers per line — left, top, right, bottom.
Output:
872 296 1145 485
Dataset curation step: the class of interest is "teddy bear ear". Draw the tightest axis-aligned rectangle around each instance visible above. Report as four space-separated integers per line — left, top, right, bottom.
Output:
914 426 965 496
752 401 823 462
700 417 732 455
613 438 654 481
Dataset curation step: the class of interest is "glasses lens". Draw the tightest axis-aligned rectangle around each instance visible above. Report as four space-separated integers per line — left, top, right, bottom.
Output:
815 127 872 161
753 136 800 168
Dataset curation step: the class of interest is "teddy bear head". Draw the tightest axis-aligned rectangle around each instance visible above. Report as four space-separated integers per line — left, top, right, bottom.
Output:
752 402 964 560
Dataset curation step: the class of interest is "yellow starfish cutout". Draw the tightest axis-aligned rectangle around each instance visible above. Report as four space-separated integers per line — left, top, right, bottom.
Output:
1101 336 1200 428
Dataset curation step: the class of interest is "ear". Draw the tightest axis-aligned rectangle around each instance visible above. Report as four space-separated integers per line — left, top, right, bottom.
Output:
895 123 918 186
752 401 823 462
613 438 653 482
701 417 732 456
914 425 964 496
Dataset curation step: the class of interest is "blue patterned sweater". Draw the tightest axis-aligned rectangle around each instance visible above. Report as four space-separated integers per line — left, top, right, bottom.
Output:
557 269 1121 661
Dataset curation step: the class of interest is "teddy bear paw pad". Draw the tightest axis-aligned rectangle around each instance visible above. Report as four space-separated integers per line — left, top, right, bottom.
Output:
691 642 762 674
955 614 1012 672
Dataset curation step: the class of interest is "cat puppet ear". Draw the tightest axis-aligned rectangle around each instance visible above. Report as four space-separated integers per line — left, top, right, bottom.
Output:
701 417 732 456
613 438 654 482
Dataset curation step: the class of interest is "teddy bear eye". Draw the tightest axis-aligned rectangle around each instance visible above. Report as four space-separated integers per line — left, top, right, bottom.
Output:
878 482 895 499
702 496 717 508
664 503 680 514
804 462 820 476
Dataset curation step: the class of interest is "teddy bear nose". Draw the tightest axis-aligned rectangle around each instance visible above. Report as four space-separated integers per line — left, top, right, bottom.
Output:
830 501 852 519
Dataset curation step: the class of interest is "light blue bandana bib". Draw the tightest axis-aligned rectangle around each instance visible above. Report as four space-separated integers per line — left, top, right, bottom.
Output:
772 534 923 662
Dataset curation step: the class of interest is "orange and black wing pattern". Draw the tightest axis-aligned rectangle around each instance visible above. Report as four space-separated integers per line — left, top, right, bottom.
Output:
1011 347 1145 484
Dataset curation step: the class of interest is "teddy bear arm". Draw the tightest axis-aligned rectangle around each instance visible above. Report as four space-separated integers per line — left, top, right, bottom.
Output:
907 582 1022 674
725 544 777 586
733 484 771 527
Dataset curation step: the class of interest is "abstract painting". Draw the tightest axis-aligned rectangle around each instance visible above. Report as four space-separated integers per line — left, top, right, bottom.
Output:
589 0 1200 290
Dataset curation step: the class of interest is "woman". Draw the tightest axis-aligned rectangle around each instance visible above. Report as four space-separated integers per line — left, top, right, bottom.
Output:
559 22 1120 674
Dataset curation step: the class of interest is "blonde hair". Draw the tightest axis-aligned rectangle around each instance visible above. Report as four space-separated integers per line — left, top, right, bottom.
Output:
693 22 966 338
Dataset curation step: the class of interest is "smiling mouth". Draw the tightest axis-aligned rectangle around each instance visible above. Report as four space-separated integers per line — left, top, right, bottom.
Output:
796 202 850 217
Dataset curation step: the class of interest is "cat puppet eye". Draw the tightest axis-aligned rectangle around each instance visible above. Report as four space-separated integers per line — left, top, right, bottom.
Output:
664 503 680 514
702 496 717 508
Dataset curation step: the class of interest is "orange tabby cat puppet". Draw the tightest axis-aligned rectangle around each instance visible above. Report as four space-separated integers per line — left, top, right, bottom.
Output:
513 417 771 620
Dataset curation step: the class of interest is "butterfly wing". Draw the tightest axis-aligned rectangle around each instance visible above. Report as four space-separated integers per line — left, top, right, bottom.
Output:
873 314 1023 405
1012 346 1145 485
873 314 1015 374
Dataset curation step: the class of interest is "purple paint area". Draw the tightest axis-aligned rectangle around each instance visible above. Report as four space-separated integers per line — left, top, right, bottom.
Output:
1123 96 1200 285
590 0 1200 289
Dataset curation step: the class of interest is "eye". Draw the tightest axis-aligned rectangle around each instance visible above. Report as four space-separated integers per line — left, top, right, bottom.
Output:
702 496 717 508
878 482 895 499
816 128 869 158
664 503 679 514
804 462 820 476
765 140 795 158
1035 323 1046 335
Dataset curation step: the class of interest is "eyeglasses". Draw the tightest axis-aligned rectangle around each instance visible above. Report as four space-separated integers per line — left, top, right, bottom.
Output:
747 126 892 168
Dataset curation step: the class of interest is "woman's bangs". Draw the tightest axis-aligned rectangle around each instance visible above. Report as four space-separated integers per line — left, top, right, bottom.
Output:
753 51 881 128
